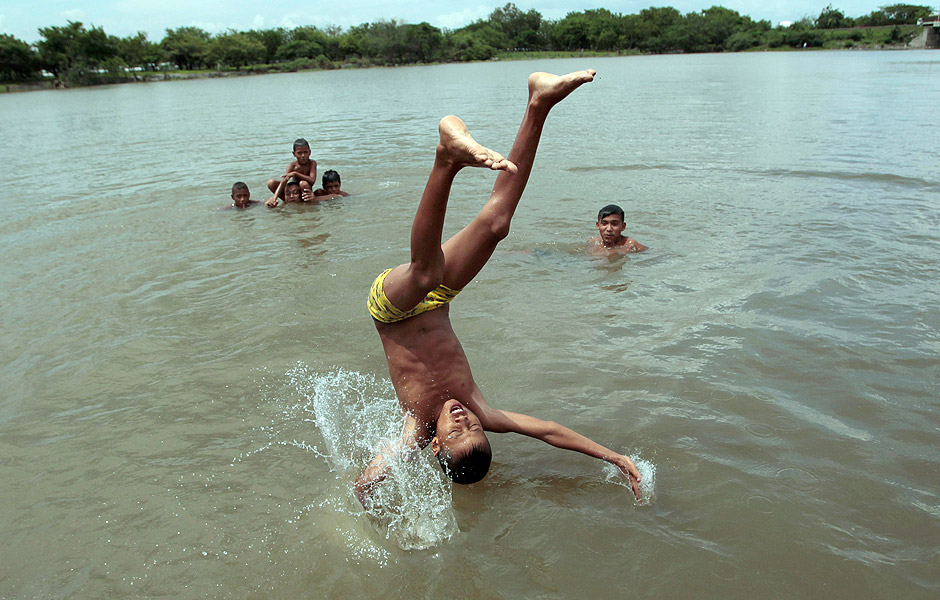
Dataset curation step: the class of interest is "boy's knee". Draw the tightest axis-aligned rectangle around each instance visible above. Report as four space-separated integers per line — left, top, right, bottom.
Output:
482 214 512 242
299 181 312 190
411 261 444 292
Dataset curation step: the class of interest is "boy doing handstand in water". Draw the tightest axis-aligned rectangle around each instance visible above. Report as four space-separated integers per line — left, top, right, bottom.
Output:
356 70 642 506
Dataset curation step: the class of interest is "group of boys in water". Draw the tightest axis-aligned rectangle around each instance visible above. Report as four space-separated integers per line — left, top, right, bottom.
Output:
227 133 645 256
236 69 651 506
228 137 349 210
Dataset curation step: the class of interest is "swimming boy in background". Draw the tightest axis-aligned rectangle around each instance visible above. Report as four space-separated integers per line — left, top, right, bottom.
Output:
590 204 648 254
229 182 257 209
313 170 350 199
264 179 304 208
355 70 642 507
267 138 317 199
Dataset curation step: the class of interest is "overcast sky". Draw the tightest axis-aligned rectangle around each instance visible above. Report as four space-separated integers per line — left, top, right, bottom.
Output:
0 1 913 43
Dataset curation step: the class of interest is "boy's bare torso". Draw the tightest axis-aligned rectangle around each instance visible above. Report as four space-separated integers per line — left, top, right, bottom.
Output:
288 159 314 177
374 308 480 444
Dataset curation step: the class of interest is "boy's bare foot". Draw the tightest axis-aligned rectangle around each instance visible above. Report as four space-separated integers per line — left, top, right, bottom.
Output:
528 69 596 108
437 116 517 173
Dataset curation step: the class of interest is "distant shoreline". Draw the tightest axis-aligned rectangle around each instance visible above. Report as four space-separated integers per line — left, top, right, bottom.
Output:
0 44 928 94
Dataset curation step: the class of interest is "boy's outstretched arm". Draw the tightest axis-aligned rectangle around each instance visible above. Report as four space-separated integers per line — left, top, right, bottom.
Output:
479 407 642 499
265 176 289 207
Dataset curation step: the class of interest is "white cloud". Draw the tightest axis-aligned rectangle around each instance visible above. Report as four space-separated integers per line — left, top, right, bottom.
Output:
191 21 233 35
434 7 491 30
61 9 86 20
252 15 265 30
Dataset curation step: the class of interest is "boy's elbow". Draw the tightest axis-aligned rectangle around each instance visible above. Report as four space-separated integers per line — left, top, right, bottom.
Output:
354 465 387 508
540 420 562 439
353 477 372 508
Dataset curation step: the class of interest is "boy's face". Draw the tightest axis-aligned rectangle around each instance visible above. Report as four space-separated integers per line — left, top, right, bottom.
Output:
324 180 341 195
284 185 302 203
596 214 626 246
431 400 488 456
293 146 311 164
232 188 250 208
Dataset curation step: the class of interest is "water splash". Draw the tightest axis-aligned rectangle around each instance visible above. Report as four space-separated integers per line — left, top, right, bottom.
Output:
605 454 656 506
282 365 457 550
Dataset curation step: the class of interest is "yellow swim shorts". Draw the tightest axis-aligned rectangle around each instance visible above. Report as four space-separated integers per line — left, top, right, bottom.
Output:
367 268 461 324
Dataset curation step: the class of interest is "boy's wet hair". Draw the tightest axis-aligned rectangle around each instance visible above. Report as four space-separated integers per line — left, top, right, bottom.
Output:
285 179 301 190
597 204 625 222
437 441 492 485
322 170 341 186
232 181 249 194
293 138 310 151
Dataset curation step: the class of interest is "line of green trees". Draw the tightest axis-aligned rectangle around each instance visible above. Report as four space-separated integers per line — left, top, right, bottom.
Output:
0 3 934 84
814 3 933 28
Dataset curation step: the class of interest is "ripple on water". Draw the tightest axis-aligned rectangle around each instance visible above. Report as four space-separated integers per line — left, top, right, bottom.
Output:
683 389 711 404
745 494 779 514
768 416 801 432
744 423 777 439
710 389 736 402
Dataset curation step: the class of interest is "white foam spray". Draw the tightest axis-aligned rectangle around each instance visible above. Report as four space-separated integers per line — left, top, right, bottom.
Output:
605 454 656 505
283 365 457 550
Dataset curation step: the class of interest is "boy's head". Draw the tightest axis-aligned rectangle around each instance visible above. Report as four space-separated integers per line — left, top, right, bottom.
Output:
596 204 626 246
597 204 625 222
322 170 342 195
231 182 250 208
292 138 311 163
284 179 303 203
431 400 492 484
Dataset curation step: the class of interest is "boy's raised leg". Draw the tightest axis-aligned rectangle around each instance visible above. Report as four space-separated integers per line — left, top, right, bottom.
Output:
440 70 596 290
380 117 514 311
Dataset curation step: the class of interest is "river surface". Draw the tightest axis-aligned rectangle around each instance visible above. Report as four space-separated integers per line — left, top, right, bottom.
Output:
1 51 938 599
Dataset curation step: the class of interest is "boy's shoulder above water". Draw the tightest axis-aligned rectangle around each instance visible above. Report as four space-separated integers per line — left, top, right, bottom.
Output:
589 235 648 255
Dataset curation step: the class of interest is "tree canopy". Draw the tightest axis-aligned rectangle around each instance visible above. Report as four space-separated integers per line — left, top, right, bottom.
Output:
2 4 933 84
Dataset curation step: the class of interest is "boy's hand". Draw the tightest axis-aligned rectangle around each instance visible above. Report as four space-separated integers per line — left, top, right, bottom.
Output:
265 197 279 208
301 189 315 202
613 454 642 500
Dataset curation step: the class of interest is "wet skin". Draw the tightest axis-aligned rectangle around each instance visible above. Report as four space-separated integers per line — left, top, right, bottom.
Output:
597 214 627 246
232 189 251 208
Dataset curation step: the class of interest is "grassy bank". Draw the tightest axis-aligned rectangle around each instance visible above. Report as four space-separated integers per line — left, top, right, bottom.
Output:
1 25 930 94
815 24 921 48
